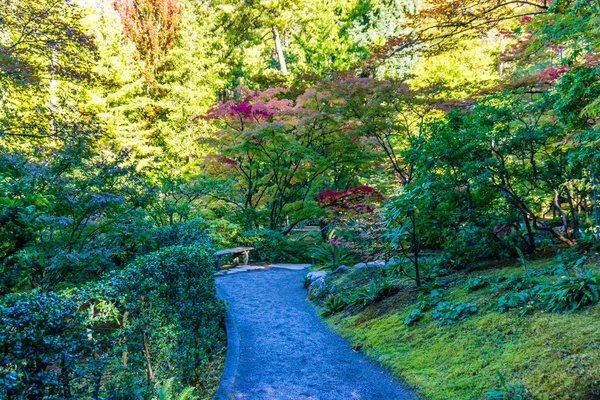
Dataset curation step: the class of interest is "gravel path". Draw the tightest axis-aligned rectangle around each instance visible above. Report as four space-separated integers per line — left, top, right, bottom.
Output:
216 267 417 400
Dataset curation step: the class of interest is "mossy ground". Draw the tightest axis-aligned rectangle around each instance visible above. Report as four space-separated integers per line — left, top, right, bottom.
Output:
317 255 600 399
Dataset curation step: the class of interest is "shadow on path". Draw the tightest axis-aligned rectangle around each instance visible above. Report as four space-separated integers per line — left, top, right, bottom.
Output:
216 267 417 400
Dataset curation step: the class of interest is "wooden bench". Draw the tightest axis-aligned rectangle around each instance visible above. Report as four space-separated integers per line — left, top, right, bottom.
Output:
214 247 254 270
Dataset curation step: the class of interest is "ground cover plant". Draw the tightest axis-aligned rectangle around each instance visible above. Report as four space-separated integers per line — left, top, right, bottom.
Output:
311 252 600 399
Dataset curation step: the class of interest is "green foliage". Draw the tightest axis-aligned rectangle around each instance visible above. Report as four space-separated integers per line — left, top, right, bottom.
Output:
303 275 312 289
541 269 600 312
485 372 531 400
431 301 477 325
107 245 225 389
354 280 384 305
238 229 309 263
0 290 106 398
403 308 424 326
491 289 540 317
0 244 225 398
320 294 350 316
0 139 153 293
312 243 354 269
467 276 490 292
148 219 214 251
154 378 197 400
417 288 444 309
318 254 600 399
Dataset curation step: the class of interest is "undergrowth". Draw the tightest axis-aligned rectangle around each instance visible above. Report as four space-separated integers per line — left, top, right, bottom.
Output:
310 251 600 399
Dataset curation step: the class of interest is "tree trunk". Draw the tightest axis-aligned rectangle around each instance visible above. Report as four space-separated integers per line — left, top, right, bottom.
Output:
565 185 579 239
272 26 288 74
522 213 535 253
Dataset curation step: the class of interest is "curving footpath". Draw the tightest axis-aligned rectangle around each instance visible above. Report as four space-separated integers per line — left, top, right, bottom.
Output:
215 265 417 400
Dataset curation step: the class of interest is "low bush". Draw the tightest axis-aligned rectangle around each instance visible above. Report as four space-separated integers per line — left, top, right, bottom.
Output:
441 224 519 268
485 372 532 400
148 218 214 251
238 229 309 263
0 290 106 398
0 244 225 398
491 288 541 316
404 308 424 326
541 269 600 312
492 275 536 292
417 289 444 309
354 281 384 306
312 242 355 269
467 276 490 292
320 294 350 316
432 301 478 325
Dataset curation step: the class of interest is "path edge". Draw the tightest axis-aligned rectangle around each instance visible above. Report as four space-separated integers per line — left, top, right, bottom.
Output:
215 287 240 400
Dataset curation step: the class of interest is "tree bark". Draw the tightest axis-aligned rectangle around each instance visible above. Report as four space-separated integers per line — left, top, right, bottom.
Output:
272 26 288 74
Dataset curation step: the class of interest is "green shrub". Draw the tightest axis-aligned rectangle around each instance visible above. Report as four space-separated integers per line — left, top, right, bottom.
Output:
107 245 226 389
492 275 536 292
148 219 214 251
541 269 600 312
312 243 354 269
491 288 541 316
404 308 424 326
432 301 478 325
485 372 531 400
441 225 500 267
467 276 490 292
0 245 225 399
238 229 309 263
154 378 197 400
303 275 312 288
379 278 399 297
354 280 384 306
320 294 350 316
0 290 107 399
417 289 444 309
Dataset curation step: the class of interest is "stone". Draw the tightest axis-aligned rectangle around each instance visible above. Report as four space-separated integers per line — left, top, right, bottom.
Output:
307 271 328 282
333 266 349 274
308 276 327 292
353 262 367 269
367 260 386 267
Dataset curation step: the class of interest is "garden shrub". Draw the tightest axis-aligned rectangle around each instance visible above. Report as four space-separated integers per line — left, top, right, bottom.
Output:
486 372 531 400
147 218 214 252
441 224 521 268
491 288 541 316
467 276 490 292
238 229 309 263
0 290 107 399
541 269 600 312
313 242 355 269
0 244 225 398
432 301 478 325
106 245 226 390
353 280 384 306
320 294 350 316
417 289 444 309
404 308 424 326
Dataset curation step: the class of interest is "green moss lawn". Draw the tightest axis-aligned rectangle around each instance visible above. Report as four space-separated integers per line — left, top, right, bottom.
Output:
320 256 600 399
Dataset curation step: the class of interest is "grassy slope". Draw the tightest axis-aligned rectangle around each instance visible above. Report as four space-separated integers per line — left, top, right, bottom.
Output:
320 257 600 399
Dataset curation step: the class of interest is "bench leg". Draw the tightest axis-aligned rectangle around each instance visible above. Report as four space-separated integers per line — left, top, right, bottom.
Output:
216 256 221 271
243 251 249 265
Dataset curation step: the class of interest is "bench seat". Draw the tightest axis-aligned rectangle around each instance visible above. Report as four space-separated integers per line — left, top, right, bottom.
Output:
214 247 254 269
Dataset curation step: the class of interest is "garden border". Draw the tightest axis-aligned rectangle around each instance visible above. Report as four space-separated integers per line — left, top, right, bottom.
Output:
215 288 240 400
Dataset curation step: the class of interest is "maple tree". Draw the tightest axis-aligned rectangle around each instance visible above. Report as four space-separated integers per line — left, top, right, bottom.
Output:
113 0 181 80
201 86 374 230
